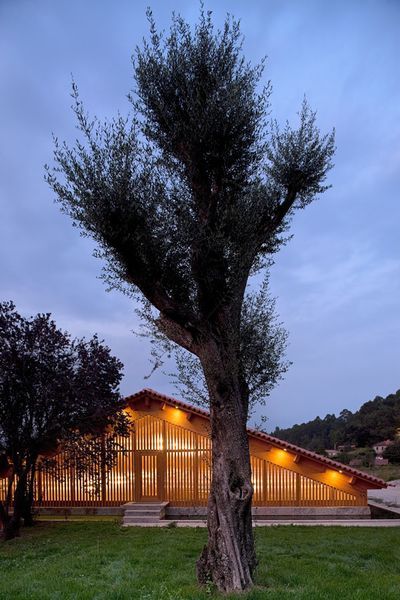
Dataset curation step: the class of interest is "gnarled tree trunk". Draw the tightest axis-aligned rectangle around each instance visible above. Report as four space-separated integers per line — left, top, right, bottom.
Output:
3 467 34 540
2 471 28 540
0 502 10 537
196 341 256 593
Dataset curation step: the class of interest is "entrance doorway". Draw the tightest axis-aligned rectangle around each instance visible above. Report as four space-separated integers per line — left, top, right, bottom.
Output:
136 452 163 501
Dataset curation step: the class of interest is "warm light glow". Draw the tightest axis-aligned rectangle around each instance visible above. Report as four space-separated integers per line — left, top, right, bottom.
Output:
252 480 262 493
276 449 288 460
15 410 367 509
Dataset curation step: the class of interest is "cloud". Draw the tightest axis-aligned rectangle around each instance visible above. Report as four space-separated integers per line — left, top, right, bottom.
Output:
1 0 399 430
280 240 400 324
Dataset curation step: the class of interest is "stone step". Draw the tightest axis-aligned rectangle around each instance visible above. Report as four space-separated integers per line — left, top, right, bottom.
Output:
124 506 161 512
122 501 169 525
124 509 161 517
124 504 163 509
123 516 161 523
122 503 165 510
122 522 170 527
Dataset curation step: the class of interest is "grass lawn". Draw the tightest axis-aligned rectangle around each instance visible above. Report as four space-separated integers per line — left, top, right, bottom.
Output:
1 521 400 599
363 465 400 482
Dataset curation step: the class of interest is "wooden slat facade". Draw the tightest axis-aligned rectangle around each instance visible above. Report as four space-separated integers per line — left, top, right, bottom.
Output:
1 391 377 508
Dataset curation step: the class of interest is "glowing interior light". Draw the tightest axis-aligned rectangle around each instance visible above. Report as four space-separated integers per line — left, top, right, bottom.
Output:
339 470 343 474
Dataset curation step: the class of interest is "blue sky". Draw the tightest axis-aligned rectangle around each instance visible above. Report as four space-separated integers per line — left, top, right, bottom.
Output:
1 0 399 430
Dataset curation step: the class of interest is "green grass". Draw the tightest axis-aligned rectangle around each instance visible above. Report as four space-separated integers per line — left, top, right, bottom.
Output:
362 464 400 481
1 521 400 599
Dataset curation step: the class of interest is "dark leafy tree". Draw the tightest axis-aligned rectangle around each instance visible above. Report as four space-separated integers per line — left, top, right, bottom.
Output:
46 9 335 592
383 441 400 465
0 301 127 541
335 452 351 465
274 390 400 451
350 447 375 467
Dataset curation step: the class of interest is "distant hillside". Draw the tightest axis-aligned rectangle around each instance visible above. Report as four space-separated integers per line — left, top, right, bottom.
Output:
272 389 400 451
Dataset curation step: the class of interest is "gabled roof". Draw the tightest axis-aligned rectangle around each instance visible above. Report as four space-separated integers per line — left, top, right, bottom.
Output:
126 388 387 489
373 440 393 447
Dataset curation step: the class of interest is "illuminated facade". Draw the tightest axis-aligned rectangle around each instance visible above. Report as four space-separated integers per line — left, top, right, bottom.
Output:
0 389 386 507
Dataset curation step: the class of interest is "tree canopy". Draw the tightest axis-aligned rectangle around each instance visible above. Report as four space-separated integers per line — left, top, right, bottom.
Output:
46 10 334 366
273 389 400 450
0 301 127 540
383 441 400 465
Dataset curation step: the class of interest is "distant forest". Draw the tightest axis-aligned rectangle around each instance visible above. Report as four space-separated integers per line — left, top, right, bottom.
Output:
272 389 400 451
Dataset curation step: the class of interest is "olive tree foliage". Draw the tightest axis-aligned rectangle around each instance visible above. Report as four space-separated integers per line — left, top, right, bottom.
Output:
46 10 333 403
0 301 128 540
46 8 335 592
142 274 290 413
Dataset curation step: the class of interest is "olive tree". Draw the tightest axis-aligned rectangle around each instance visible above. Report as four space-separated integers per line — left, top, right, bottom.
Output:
47 9 334 592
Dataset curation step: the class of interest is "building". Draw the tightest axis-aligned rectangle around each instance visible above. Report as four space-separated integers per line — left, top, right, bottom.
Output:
0 389 386 518
372 440 393 456
325 449 339 458
374 456 389 466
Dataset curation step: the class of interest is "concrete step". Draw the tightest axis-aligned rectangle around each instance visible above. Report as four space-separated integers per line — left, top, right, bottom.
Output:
122 522 170 528
122 502 169 525
124 510 161 517
123 516 161 523
122 503 165 510
124 507 161 512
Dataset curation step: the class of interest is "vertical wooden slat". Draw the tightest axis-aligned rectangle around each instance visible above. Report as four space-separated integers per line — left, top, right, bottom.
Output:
13 412 363 508
101 436 106 505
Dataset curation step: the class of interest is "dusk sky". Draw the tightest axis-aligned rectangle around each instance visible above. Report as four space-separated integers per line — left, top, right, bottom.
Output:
1 0 399 430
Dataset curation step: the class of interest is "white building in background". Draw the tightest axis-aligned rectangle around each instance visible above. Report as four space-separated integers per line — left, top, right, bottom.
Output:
372 440 393 456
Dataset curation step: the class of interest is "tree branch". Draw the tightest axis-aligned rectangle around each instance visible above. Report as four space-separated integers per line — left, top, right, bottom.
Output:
256 188 297 244
156 314 198 355
272 188 297 229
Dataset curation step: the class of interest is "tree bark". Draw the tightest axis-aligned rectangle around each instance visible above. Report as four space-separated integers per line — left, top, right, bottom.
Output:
0 501 10 537
196 341 256 593
2 472 27 540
